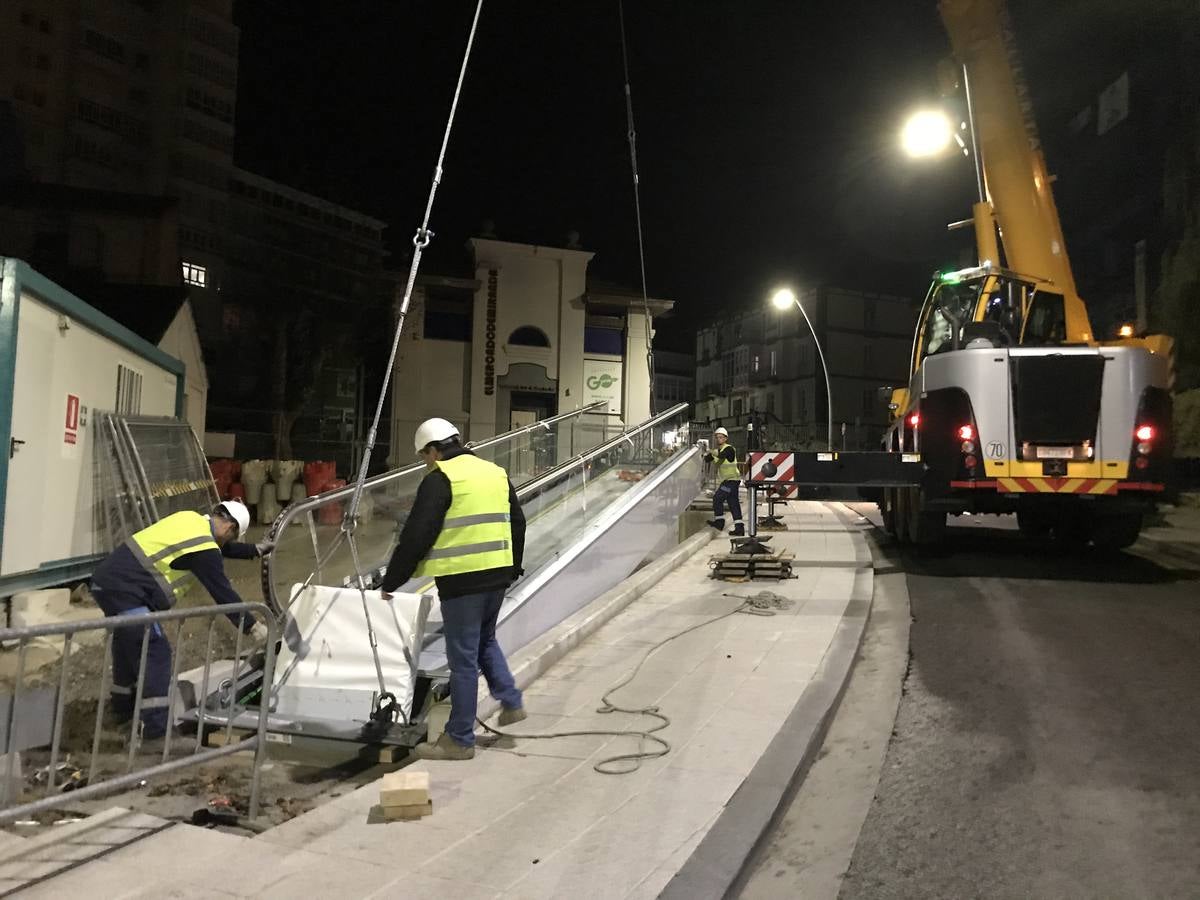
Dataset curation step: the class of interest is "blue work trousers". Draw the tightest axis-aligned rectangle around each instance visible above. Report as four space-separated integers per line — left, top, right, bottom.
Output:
713 480 743 522
92 589 172 738
440 590 522 748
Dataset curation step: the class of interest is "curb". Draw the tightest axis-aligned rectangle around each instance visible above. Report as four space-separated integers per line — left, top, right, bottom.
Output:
1137 534 1200 568
476 529 717 721
660 503 874 900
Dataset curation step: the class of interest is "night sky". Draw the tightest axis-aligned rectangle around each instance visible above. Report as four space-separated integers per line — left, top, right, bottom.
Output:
231 1 1123 350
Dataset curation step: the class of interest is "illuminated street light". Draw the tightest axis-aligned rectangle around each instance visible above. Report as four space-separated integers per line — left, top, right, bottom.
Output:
769 288 833 451
901 109 954 158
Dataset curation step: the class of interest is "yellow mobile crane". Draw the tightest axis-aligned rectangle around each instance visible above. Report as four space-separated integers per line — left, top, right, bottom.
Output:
880 0 1175 549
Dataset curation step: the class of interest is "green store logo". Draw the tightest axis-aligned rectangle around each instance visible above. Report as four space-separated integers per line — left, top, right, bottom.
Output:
587 373 619 390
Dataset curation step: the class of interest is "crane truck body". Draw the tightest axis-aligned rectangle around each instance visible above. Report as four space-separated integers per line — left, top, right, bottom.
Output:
879 0 1174 550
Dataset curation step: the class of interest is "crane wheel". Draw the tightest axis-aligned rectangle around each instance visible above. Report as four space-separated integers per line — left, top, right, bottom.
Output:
1091 513 1143 552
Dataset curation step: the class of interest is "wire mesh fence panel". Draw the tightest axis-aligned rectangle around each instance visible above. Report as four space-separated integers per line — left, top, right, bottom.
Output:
94 414 218 552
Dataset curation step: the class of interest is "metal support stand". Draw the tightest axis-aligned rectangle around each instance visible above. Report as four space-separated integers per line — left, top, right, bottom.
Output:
729 482 773 557
758 489 788 530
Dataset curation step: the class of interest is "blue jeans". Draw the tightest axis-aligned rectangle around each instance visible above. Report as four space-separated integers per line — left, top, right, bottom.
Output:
440 590 522 748
713 480 743 522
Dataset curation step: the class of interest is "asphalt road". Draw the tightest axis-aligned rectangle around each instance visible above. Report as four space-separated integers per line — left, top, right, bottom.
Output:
840 515 1200 899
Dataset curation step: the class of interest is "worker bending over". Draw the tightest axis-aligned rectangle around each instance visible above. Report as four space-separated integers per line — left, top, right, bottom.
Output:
381 417 527 761
90 500 273 740
707 426 745 536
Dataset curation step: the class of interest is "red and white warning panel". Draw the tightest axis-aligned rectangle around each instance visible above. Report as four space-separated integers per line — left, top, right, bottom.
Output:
749 452 795 483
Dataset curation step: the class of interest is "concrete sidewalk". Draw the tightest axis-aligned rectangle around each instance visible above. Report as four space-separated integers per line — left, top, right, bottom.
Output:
8 501 872 900
1139 500 1200 566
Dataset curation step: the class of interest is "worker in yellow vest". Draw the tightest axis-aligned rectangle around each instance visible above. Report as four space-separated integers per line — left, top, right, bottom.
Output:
90 500 273 740
707 427 745 536
381 418 527 760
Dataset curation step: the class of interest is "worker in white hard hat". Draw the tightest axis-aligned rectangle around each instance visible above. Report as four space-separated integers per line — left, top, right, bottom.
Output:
90 500 275 741
707 427 745 536
380 417 528 760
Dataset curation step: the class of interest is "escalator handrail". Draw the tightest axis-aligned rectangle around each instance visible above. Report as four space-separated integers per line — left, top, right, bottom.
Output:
265 400 608 535
516 402 690 501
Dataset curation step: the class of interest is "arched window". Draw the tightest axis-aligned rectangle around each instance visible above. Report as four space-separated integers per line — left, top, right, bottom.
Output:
508 326 551 348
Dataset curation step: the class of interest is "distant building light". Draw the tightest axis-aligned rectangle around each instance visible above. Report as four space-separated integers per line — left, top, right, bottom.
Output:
182 261 207 287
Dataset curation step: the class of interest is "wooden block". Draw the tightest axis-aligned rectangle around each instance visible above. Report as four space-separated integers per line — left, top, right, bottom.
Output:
205 729 251 747
380 769 430 807
380 799 433 821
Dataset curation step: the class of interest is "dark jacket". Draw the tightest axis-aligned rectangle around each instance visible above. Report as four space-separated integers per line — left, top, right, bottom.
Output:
380 446 526 599
92 533 260 631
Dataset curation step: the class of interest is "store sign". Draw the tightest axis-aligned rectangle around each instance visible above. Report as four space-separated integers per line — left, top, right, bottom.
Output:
584 359 622 415
483 269 498 396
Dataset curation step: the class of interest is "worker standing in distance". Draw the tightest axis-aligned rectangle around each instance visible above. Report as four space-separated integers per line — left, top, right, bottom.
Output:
381 417 527 761
707 427 745 536
90 500 273 740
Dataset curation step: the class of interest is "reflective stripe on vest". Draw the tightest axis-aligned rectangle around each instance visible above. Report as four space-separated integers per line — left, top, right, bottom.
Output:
714 444 740 482
126 511 220 607
415 454 514 577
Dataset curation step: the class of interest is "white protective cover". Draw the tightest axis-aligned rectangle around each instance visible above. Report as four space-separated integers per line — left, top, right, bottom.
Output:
273 584 427 721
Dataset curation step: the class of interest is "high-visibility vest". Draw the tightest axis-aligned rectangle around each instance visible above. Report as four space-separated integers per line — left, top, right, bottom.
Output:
711 444 741 482
415 454 514 577
126 511 219 607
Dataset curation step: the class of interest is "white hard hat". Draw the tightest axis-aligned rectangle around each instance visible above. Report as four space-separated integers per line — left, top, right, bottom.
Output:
217 500 250 539
414 417 461 452
714 427 729 437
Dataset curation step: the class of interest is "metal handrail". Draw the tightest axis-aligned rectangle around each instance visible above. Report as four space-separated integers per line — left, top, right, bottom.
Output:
517 402 690 499
260 402 684 613
263 401 609 537
0 602 278 824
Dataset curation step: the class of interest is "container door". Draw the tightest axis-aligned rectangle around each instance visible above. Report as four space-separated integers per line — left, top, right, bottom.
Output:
2 300 56 576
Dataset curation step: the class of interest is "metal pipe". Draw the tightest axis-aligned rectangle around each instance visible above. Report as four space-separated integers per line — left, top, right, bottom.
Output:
226 615 244 746
3 642 27 806
127 625 152 770
162 621 186 763
194 617 216 755
47 633 73 793
248 618 279 820
962 62 987 205
88 631 114 788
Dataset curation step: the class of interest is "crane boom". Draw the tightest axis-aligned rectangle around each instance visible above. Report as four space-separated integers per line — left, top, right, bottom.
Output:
939 0 1094 342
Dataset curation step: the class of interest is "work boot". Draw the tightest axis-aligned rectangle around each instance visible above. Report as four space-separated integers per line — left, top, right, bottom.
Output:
706 518 726 531
414 732 475 761
730 522 746 537
497 705 527 727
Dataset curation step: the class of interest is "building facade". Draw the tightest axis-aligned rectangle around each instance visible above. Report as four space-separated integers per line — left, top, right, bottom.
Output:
2 1 390 460
694 287 916 449
653 349 695 414
389 237 670 466
2 0 240 335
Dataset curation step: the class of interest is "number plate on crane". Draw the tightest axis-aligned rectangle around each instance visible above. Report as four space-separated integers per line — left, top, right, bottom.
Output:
1035 446 1073 459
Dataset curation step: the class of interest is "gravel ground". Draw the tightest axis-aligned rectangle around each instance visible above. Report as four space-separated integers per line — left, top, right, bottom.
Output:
840 523 1200 899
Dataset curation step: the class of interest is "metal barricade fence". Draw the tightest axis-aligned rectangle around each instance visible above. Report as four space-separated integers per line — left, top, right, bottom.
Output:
0 603 278 824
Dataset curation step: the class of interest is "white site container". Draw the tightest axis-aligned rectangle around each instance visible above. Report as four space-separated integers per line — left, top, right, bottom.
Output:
0 258 185 598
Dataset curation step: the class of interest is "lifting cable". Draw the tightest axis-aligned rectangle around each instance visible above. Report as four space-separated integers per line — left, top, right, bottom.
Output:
618 0 657 415
336 0 486 727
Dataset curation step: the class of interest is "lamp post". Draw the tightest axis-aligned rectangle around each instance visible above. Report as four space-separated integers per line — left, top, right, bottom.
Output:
771 288 833 451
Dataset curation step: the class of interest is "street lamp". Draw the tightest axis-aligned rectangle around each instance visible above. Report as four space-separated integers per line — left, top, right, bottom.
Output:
900 109 955 158
770 288 833 451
